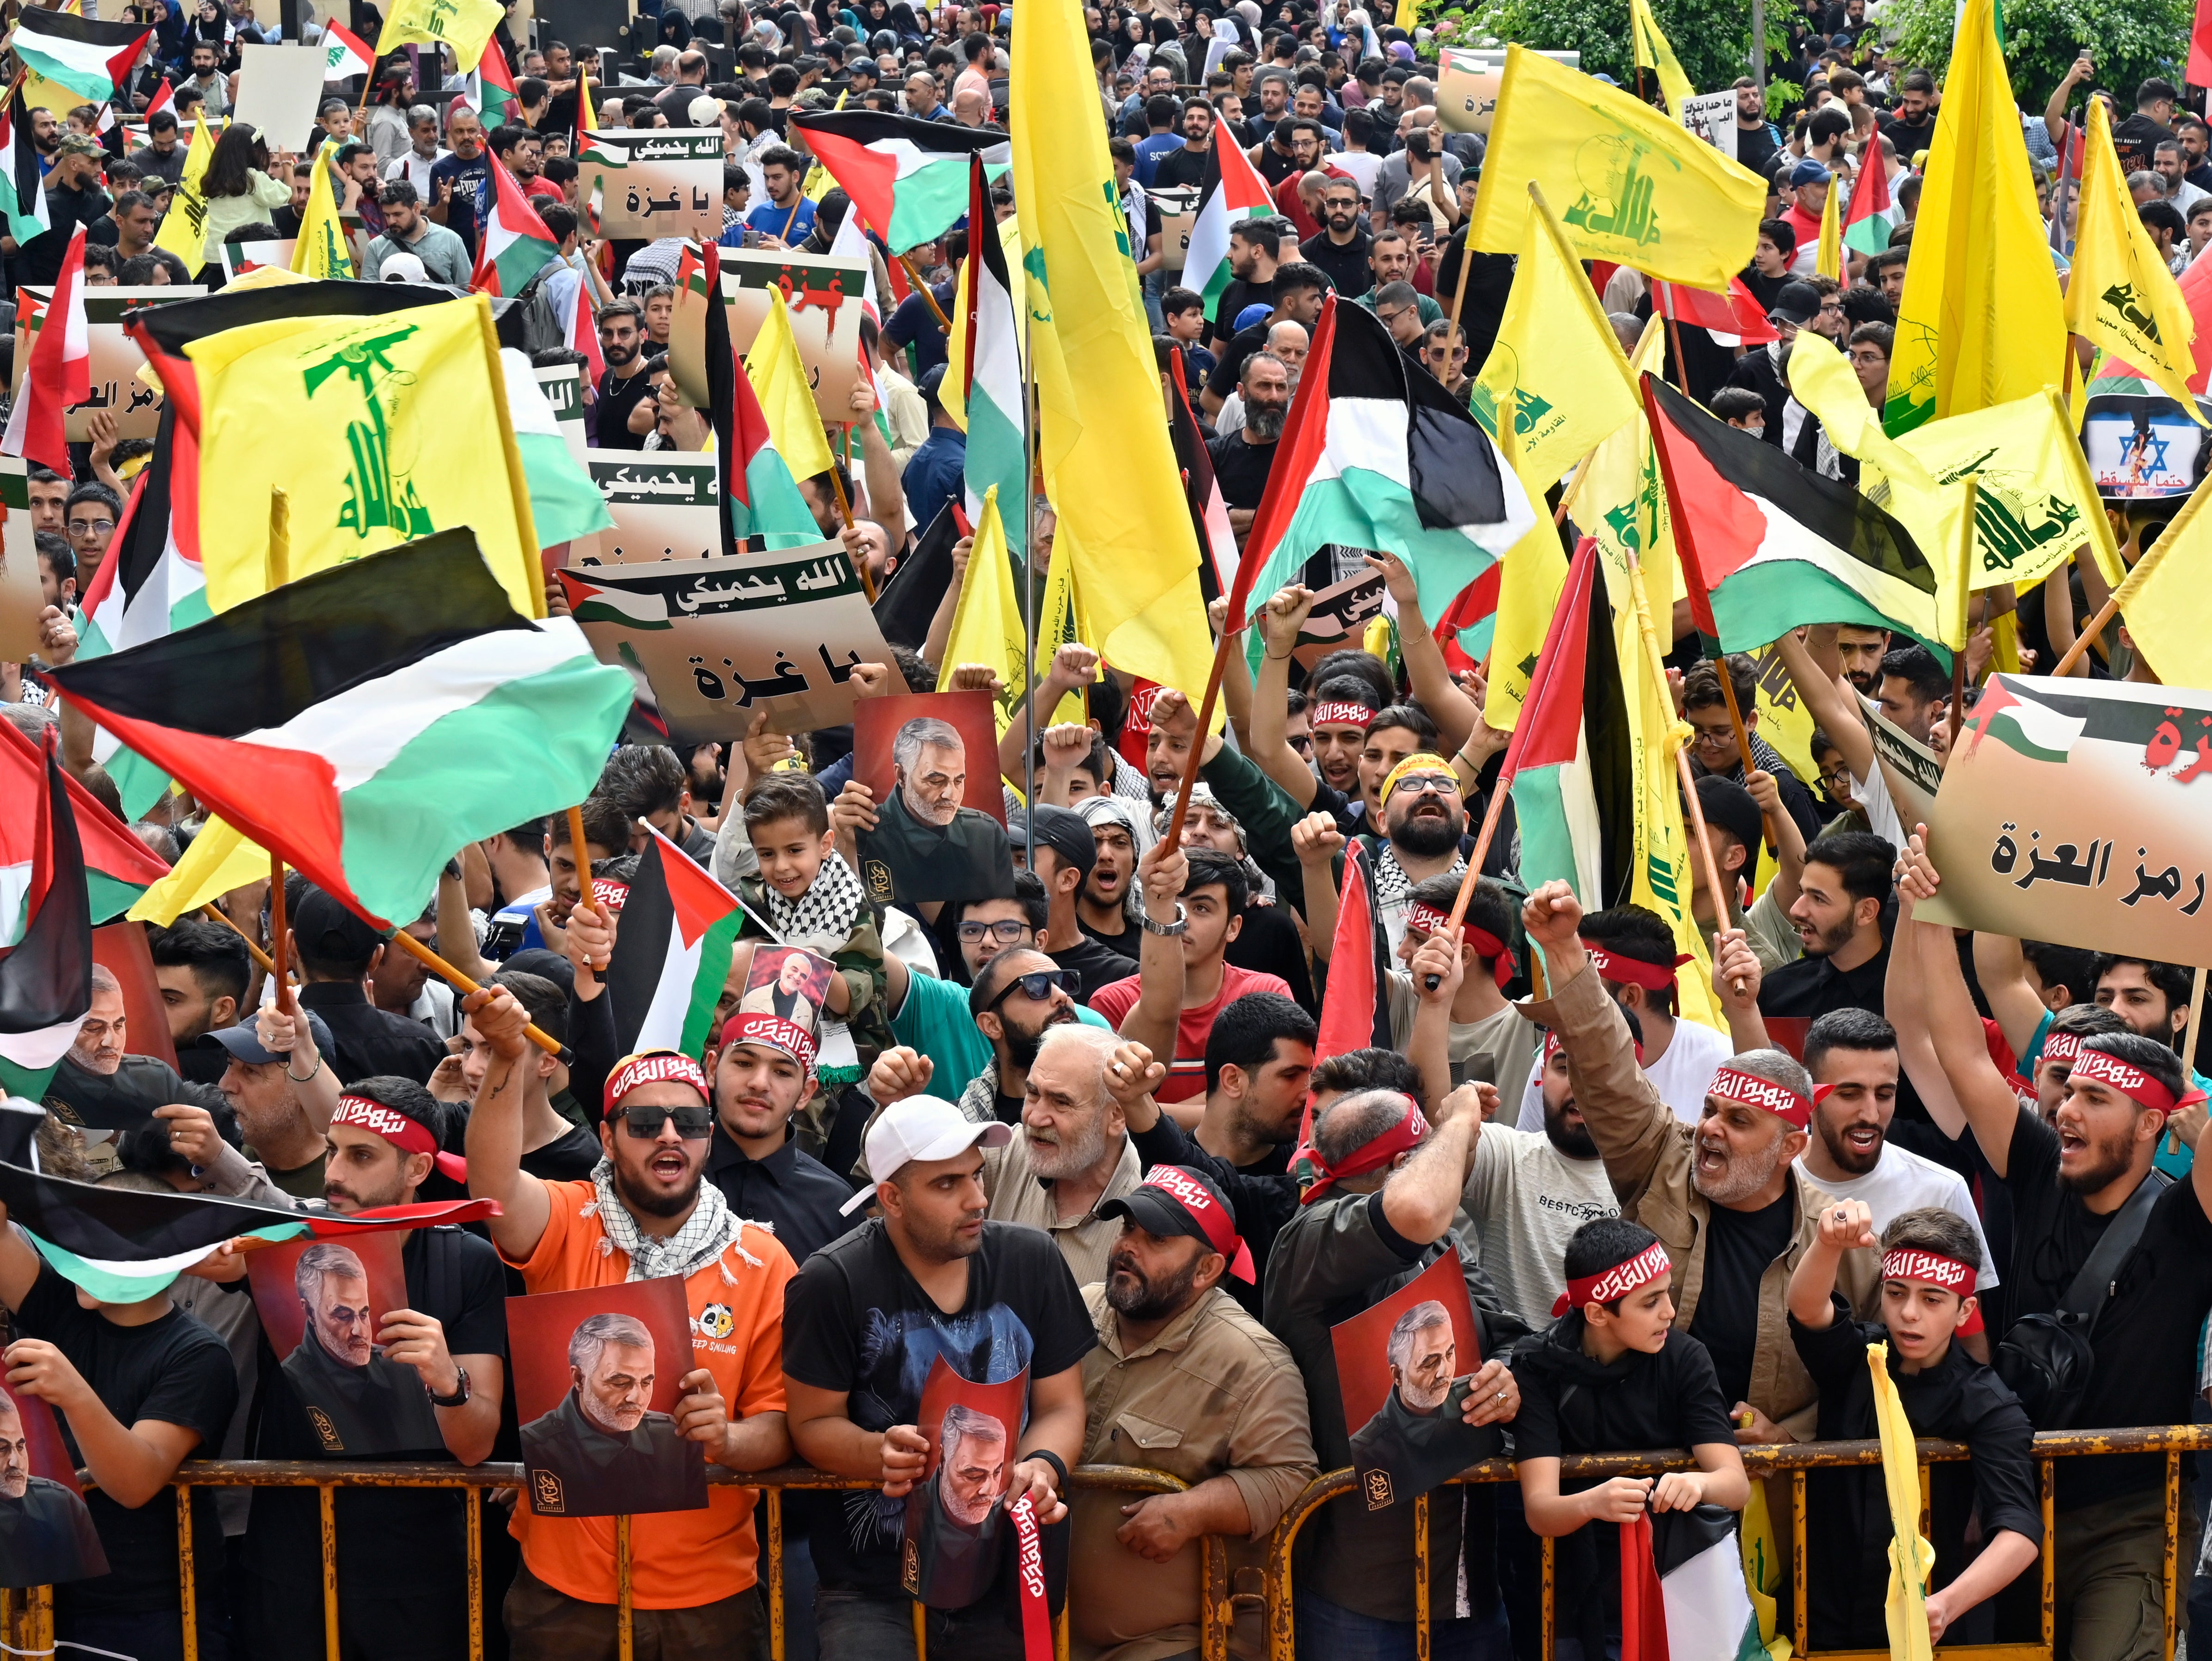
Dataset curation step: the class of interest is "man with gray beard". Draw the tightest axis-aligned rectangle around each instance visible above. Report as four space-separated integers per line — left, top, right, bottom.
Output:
1206 351 1290 548
987 1024 1144 1284
1518 880 1878 1445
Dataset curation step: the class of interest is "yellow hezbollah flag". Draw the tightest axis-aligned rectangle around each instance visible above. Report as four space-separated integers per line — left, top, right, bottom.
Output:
1480 525 1568 733
1884 0 2063 432
1628 0 1694 118
1033 538 1091 729
1815 173 1842 280
938 484 1030 733
1011 0 1215 711
2065 98 2203 421
1468 45 1764 290
128 817 268 925
153 110 215 272
2105 464 2212 683
1578 315 1679 617
189 293 541 617
744 287 835 483
1473 185 1640 496
1871 1342 1937 1661
377 0 504 72
290 151 352 280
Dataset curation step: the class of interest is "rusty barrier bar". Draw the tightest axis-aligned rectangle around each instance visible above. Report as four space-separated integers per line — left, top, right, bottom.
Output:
1261 1423 2212 1661
9 1460 1199 1661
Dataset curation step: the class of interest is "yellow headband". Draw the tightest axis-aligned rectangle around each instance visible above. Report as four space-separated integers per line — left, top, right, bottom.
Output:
1381 751 1457 804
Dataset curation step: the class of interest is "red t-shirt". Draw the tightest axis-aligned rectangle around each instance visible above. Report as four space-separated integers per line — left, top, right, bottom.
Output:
1086 961 1297 1101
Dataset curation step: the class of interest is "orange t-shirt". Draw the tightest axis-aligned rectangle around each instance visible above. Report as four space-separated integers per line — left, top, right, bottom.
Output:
505 1180 796 1609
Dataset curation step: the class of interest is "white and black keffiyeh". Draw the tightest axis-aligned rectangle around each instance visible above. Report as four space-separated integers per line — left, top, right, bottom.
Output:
1371 840 1464 910
582 1160 762 1284
761 849 869 953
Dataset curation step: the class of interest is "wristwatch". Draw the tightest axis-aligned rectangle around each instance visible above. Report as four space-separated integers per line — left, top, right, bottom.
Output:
1140 902 1188 937
430 1367 471 1409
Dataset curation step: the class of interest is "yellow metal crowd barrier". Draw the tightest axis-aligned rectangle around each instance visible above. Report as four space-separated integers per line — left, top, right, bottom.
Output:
4 1427 2208 1661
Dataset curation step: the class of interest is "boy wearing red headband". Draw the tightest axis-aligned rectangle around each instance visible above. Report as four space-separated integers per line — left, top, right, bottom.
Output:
1786 1198 2040 1649
1508 1217 1748 1657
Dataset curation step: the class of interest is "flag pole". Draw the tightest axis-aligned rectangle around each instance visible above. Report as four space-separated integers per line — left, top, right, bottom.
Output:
1019 299 1037 859
1675 744 1748 995
899 254 953 333
822 445 877 600
2053 589 2121 675
384 929 569 1058
268 854 294 1014
201 903 277 976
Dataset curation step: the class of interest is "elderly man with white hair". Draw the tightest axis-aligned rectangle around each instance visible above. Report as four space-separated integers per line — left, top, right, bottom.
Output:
1212 318 1310 438
1517 880 1879 1446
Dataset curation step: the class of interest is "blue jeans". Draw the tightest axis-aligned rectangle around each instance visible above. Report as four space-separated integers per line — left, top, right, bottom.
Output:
1293 1589 1515 1661
813 1587 1027 1661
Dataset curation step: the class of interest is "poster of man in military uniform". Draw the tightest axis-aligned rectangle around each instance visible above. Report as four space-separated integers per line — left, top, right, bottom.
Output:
901 1362 1029 1611
1334 1255 1493 1511
0 1385 107 1589
853 691 1014 908
250 1237 444 1456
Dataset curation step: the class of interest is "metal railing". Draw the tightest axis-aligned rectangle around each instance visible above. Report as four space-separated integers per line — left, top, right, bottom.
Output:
4 1427 2206 1661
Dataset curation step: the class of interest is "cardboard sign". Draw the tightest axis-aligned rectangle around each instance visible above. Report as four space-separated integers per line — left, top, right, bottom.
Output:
1436 50 1501 136
0 458 41 663
507 1276 708 1519
15 286 206 440
1153 186 1199 271
569 451 723 566
720 250 868 427
559 543 892 739
535 362 591 470
1680 91 1739 160
579 128 724 241
1859 690 1943 837
231 43 331 152
2081 397 2205 499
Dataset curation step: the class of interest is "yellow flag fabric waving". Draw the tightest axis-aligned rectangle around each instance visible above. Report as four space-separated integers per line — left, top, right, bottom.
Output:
189 294 542 617
1628 0 1694 119
2065 98 2203 421
1480 524 1568 733
1582 316 1678 618
1473 187 1641 496
938 485 1029 731
1883 0 2064 432
377 0 504 71
1815 176 1842 280
1033 540 1091 729
290 153 353 280
1011 0 1225 708
1468 46 1764 290
745 287 835 483
153 111 215 272
1870 1342 1937 1661
2106 466 2212 683
128 817 268 925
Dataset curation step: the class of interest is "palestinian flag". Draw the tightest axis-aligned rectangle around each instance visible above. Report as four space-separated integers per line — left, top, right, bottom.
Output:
0 721 170 940
603 829 745 1061
0 1158 498 1302
956 155 1025 558
1652 278 1779 346
44 531 635 930
1230 295 1538 634
1168 348 1235 598
145 77 172 115
500 344 613 548
323 19 373 82
788 109 1009 251
695 241 816 553
1183 129 1275 318
1961 675 2086 763
1642 373 1946 654
1620 1508 1767 1661
8 9 152 104
472 148 559 297
0 92 51 246
2 226 88 476
1840 161 1895 258
1290 840 1391 1182
1436 565 1503 668
469 37 518 123
0 730 92 1105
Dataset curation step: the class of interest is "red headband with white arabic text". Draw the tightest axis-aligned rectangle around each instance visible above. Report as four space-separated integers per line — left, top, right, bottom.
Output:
2041 1031 2083 1071
1136 1166 1255 1282
1583 940 1693 995
1309 700 1377 731
1299 1100 1428 1204
1880 1246 1984 1334
602 1050 712 1114
719 1013 818 1078
333 1095 468 1182
1405 900 1513 988
1708 1065 1830 1130
1553 1239 1672 1317
2069 1048 2208 1115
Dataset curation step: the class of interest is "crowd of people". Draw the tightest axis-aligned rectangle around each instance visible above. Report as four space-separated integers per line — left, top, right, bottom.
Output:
3 2 2212 1661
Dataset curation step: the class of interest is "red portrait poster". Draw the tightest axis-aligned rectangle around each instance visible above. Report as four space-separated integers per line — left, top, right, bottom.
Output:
1329 1252 1493 1511
852 690 1016 906
0 1378 109 1588
900 1358 1030 1612
245 1231 441 1457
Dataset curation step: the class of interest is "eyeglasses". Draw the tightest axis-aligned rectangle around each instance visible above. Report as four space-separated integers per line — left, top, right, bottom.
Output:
1818 763 1854 790
1688 722 1737 751
620 1103 714 1139
1387 771 1459 799
67 519 114 537
957 918 1033 946
987 968 1078 1009
1286 732 1313 752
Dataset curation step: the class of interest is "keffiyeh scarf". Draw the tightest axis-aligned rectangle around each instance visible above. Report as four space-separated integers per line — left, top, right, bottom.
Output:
761 849 869 953
582 1159 762 1284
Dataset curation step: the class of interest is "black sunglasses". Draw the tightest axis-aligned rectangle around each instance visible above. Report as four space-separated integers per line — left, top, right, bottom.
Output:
986 968 1078 1010
620 1104 714 1140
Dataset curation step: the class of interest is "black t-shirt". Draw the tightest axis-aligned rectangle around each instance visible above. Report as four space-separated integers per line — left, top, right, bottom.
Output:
295 982 447 1085
2108 112 2175 175
1079 913 1143 962
1227 900 1316 1014
1210 274 1277 347
18 183 113 285
1793 1305 2041 1648
780 1218 1095 1594
520 1121 603 1181
1050 932 1136 1003
243 1227 507 1601
15 1266 237 1616
1207 429 1277 510
1688 1189 1792 1408
1736 120 1785 178
1875 111 1935 158
1510 1322 1737 1462
1756 942 1890 1021
595 364 656 451
1152 143 1210 190
1304 227 1374 298
1206 318 1273 403
1999 1107 2212 1506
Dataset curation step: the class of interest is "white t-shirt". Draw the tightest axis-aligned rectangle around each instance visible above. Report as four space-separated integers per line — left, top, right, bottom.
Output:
1804 1142 2001 1288
1329 148 1382 195
1457 1122 1621 1331
1511 1014 1731 1132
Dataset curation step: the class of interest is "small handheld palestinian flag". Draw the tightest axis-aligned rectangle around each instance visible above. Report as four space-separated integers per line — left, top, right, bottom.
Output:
602 828 747 1062
473 147 559 296
1183 128 1275 322
0 729 92 1105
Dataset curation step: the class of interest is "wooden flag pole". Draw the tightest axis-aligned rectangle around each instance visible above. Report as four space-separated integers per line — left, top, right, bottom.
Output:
1421 763 1517 990
899 254 953 333
823 443 877 599
2053 591 2121 677
201 904 277 976
1676 746 1748 996
268 855 294 1014
2173 964 2207 1154
386 929 567 1058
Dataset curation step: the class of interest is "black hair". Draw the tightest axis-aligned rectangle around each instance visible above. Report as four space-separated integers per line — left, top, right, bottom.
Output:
1182 849 1249 918
1203 990 1317 1096
1578 904 1682 1015
968 942 1058 1014
2077 1030 2187 1103
1407 872 1511 974
1878 642 1949 703
1758 215 1798 255
539 202 579 243
890 645 936 694
35 531 73 585
1878 1205 1980 1270
1802 831 1895 907
742 771 831 837
2021 940 2098 1006
1310 1046 1422 1099
1710 386 1767 424
2087 953 2193 1014
1562 1216 1663 1310
1228 215 1282 257
1270 260 1327 298
963 869 1049 937
1308 648 1393 708
65 481 121 519
1680 654 1755 719
549 795 634 855
146 918 251 1008
491 969 570 1047
1312 1085 1418 1167
2140 200 2187 241
597 745 689 820
1366 703 1439 748
1804 1007 1897 1075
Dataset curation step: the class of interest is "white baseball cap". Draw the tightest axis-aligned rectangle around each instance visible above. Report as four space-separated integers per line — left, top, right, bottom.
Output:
839 1095 1011 1214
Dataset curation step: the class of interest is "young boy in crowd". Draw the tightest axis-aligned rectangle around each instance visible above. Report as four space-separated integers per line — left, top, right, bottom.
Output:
1788 1199 2041 1648
1160 284 1217 386
735 773 894 1154
1509 1217 1749 1660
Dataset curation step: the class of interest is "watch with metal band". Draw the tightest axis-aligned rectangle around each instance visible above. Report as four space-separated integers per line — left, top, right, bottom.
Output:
1140 902 1189 936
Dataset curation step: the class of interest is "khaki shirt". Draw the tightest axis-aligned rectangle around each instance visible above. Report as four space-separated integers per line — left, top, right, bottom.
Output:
1523 959 1879 1440
984 1129 1143 1288
1074 1284 1319 1661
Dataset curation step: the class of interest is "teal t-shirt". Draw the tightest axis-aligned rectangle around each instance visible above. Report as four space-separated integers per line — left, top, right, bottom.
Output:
889 969 1112 1091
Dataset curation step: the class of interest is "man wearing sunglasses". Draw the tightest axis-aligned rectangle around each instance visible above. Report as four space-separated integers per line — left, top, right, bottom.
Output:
463 988 797 1658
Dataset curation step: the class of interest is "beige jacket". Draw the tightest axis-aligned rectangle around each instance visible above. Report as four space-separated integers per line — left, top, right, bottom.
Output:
1523 960 1877 1441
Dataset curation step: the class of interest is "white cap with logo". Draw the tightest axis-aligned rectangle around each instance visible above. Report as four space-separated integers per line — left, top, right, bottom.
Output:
838 1095 1012 1214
